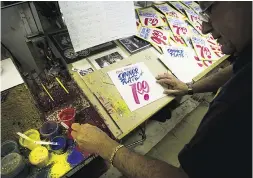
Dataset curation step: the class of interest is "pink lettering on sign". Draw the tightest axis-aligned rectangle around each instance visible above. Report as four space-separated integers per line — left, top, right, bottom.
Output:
190 15 198 23
196 45 212 59
130 80 150 104
151 30 167 45
195 25 202 32
194 55 212 68
172 25 187 36
174 36 185 45
168 11 178 18
144 18 158 26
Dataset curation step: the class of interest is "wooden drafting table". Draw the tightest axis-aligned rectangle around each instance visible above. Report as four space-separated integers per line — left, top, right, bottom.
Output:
68 48 229 139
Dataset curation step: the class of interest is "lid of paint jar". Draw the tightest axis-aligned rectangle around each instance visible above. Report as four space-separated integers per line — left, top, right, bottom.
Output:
1 140 19 157
1 153 25 178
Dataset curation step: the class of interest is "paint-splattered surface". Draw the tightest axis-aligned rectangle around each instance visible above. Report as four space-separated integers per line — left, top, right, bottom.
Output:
1 84 43 143
82 49 174 137
1 71 113 177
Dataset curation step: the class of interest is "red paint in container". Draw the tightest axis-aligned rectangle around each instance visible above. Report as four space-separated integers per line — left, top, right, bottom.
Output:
58 108 76 127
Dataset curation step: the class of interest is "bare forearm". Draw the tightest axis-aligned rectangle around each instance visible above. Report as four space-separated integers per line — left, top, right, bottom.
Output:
192 65 233 93
101 141 188 178
114 147 188 178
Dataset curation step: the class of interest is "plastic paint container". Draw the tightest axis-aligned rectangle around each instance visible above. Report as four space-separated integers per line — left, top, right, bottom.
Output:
50 136 67 154
39 121 59 139
1 153 29 178
29 146 49 168
58 108 76 127
19 129 41 150
67 149 84 167
1 140 20 157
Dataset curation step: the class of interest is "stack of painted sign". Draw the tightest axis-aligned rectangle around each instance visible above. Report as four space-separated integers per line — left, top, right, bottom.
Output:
135 1 224 82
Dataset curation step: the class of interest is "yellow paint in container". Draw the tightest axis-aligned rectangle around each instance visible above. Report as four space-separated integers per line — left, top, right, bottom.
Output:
29 146 49 168
19 129 41 150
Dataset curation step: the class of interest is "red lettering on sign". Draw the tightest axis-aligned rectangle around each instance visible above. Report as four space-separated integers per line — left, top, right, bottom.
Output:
174 36 185 45
172 25 187 35
144 18 158 26
196 45 212 59
130 81 150 104
151 30 167 45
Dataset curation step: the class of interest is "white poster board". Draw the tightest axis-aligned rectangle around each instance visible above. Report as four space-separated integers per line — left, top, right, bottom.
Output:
1 58 24 92
108 62 165 111
160 46 206 83
59 1 137 52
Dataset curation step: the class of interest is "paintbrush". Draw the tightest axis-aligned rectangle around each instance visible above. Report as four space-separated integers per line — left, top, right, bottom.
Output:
41 83 54 101
17 132 59 146
55 77 69 94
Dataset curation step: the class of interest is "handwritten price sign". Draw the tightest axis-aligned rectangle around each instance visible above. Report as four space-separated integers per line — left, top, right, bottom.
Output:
167 18 190 37
210 45 224 58
151 30 168 45
194 55 212 68
155 4 185 19
185 9 201 24
170 1 188 14
138 7 166 27
191 36 219 61
144 18 159 26
138 27 169 47
172 25 188 36
108 63 165 111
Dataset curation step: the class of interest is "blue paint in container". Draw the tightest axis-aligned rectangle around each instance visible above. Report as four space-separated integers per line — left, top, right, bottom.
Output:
67 149 84 167
50 136 66 154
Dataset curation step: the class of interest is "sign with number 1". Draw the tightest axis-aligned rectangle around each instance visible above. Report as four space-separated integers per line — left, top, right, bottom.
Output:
108 62 165 111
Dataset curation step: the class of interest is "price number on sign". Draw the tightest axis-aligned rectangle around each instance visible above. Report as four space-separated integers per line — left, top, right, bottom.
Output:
174 36 185 45
130 81 150 104
144 18 158 26
195 25 202 32
168 12 178 18
210 45 223 58
196 45 212 59
151 30 167 45
194 55 212 67
190 15 199 23
172 25 187 36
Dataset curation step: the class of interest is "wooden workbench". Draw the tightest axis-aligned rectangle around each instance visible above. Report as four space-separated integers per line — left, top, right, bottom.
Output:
68 47 229 140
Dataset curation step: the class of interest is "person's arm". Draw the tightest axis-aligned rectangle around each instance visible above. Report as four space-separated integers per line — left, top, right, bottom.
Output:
71 123 188 178
156 65 233 96
192 65 233 93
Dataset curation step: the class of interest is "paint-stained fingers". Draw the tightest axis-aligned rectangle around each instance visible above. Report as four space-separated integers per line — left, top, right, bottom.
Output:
71 123 81 131
156 73 173 80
